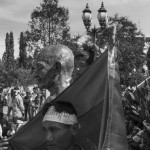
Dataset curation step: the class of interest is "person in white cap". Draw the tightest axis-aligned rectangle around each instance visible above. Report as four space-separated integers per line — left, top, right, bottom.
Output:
0 101 82 150
42 101 82 150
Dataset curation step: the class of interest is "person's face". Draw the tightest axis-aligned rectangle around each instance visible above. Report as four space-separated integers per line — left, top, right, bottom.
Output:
13 90 19 96
27 92 31 96
33 61 51 89
42 121 75 150
33 88 38 94
33 59 61 95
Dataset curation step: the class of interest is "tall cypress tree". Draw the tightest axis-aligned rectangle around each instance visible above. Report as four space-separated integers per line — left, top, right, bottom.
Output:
4 33 10 69
19 32 27 68
9 31 14 68
3 32 15 70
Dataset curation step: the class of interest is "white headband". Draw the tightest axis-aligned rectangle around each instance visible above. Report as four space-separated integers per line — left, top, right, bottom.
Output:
14 90 20 95
42 106 78 125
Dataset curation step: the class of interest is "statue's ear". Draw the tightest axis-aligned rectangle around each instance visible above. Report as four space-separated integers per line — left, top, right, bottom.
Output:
54 61 61 76
42 61 61 87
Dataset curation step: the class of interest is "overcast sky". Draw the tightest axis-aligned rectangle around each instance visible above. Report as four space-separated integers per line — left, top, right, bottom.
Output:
0 0 150 58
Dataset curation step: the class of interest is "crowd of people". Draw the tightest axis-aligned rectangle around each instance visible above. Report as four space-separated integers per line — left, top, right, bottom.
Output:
0 86 47 138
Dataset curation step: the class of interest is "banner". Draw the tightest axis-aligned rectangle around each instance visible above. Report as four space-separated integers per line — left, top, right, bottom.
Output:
9 49 128 150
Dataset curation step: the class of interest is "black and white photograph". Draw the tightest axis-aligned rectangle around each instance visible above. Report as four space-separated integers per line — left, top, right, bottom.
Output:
0 0 150 150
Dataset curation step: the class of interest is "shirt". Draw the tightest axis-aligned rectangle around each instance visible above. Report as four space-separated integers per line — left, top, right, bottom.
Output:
12 94 24 118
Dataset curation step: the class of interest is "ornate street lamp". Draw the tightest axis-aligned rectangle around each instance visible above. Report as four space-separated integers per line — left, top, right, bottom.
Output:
82 2 108 32
97 2 108 29
82 3 92 32
82 2 108 61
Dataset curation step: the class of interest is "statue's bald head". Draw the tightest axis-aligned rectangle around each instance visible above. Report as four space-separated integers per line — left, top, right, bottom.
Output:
33 45 74 96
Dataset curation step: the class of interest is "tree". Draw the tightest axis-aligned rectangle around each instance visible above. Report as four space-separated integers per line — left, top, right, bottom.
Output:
3 33 10 69
0 65 35 87
15 68 36 86
2 32 15 70
2 51 7 67
115 16 145 87
19 32 27 68
9 31 14 67
147 46 150 74
86 14 145 87
28 0 70 48
118 36 145 87
26 56 34 70
0 60 6 88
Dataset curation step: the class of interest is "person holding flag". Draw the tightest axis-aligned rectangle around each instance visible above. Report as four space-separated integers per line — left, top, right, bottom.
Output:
42 101 82 150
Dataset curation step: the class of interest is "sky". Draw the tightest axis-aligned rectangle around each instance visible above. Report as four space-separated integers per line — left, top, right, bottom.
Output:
0 0 150 59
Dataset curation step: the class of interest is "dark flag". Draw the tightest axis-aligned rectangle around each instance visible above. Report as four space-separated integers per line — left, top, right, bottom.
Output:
9 48 128 150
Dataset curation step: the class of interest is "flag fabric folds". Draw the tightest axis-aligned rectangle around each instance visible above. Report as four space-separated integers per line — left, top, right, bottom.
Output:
9 48 128 150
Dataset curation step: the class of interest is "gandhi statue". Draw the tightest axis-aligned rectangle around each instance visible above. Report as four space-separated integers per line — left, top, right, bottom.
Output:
32 44 74 99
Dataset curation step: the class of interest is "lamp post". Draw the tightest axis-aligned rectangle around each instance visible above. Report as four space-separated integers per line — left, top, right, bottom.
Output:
82 2 108 60
82 2 108 33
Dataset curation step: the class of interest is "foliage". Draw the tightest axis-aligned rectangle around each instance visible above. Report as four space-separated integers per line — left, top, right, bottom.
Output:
15 68 36 86
0 67 18 87
147 46 150 74
0 65 35 88
118 37 145 87
26 56 34 70
126 70 145 87
0 62 6 88
62 35 89 81
2 52 7 68
8 32 14 69
0 54 35 87
113 15 145 87
28 0 70 49
87 14 145 87
123 82 150 149
82 38 96 65
9 31 14 65
2 32 15 70
19 32 27 68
